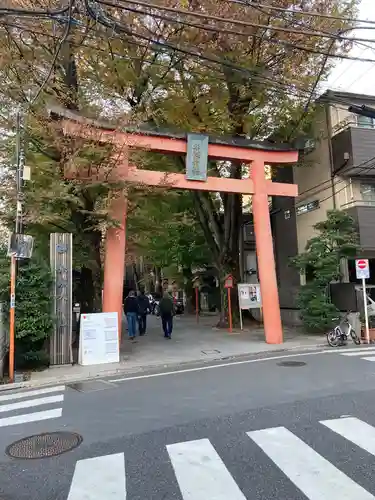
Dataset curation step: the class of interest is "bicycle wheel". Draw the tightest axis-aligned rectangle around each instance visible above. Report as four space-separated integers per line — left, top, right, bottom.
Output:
327 328 340 347
350 329 361 345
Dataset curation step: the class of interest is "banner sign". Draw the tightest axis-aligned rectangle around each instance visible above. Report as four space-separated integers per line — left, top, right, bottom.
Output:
185 133 209 181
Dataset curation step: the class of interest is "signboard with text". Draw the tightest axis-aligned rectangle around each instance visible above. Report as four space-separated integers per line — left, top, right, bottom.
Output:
50 233 73 365
79 312 119 366
238 283 262 309
224 274 234 289
185 133 209 181
356 259 370 280
7 233 34 259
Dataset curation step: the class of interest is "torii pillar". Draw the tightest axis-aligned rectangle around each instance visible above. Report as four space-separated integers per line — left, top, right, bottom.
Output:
57 112 299 344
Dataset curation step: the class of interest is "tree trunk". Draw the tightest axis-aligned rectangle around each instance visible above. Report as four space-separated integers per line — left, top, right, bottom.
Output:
182 267 195 313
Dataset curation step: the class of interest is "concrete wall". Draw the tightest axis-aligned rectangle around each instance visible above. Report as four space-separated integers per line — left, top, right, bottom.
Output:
293 107 335 253
271 166 300 308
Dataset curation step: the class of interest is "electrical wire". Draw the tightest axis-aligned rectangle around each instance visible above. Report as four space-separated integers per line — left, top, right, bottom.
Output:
227 0 375 27
0 5 71 17
83 0 329 101
95 0 375 64
1 17 319 104
3 16 371 123
271 155 375 218
30 0 75 105
97 0 375 45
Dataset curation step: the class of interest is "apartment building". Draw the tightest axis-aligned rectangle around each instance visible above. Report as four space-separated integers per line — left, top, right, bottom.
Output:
270 90 375 320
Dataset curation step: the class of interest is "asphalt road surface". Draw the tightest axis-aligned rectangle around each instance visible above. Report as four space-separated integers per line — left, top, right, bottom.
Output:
2 346 375 499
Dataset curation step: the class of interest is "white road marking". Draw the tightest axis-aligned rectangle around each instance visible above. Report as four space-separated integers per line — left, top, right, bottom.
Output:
321 417 375 456
0 385 65 402
167 438 246 499
248 426 375 500
67 453 126 500
361 357 375 362
340 350 375 357
0 394 64 413
0 408 62 427
109 350 328 383
324 347 375 354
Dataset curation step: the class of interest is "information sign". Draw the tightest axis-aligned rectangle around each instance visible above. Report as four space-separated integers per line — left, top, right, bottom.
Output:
224 274 234 289
238 283 262 309
79 312 120 366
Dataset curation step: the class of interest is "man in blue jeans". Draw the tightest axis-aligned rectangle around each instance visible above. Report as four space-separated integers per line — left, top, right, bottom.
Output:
124 290 139 341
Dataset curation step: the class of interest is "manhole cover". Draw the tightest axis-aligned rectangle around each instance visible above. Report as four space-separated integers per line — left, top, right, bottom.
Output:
277 361 307 367
68 379 116 393
6 432 83 459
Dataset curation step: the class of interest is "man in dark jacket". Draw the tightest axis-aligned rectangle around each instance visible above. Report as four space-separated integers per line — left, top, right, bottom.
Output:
137 290 150 336
124 290 139 340
159 292 175 339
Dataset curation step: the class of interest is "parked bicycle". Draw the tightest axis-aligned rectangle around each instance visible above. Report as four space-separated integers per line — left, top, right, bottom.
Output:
326 312 361 347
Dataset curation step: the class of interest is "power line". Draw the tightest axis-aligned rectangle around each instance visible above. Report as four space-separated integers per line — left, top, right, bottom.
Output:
83 1 328 102
95 0 375 64
30 0 75 105
271 155 375 218
0 4 70 17
1 18 319 104
97 0 375 45
227 0 375 27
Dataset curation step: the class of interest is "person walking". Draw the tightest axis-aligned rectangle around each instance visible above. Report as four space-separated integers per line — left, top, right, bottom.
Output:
137 290 150 336
124 290 139 341
159 291 175 339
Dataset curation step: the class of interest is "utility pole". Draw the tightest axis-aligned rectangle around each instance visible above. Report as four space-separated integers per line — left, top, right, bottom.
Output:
9 108 25 383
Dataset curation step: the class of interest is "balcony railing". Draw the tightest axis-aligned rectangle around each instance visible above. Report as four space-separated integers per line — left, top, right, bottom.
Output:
340 199 375 209
333 117 375 137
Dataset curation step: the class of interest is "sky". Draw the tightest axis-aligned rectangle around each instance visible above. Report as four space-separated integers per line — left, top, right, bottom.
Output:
324 0 375 95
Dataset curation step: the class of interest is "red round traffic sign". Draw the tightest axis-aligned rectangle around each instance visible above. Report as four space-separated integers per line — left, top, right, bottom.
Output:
357 260 367 269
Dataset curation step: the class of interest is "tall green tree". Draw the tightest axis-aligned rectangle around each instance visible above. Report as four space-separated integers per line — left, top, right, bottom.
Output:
0 0 360 322
291 210 359 332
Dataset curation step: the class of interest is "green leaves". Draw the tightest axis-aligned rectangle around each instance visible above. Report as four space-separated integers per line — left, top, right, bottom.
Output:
0 247 54 368
291 210 360 332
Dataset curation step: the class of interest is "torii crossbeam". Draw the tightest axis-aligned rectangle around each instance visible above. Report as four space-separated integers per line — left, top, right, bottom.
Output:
50 106 299 344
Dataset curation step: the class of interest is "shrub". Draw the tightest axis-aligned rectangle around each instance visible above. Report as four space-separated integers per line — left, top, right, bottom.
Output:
0 248 54 369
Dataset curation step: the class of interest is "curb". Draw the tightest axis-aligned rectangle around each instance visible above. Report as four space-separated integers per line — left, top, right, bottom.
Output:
0 342 327 393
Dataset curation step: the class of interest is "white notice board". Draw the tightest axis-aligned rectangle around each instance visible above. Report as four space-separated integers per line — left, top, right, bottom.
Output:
238 283 262 309
79 312 120 366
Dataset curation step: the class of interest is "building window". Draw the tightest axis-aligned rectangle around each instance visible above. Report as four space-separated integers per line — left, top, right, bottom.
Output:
357 115 375 129
360 182 375 205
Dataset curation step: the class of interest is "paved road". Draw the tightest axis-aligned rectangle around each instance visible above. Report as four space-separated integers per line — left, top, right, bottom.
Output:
2 346 375 498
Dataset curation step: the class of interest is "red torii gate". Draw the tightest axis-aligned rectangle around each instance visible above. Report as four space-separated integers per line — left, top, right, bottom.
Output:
50 106 299 344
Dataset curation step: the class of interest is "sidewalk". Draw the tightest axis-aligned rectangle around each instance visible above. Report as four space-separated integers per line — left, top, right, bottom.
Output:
1 314 325 391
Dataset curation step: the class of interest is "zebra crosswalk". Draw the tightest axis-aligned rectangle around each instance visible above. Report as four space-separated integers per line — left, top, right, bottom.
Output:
0 385 65 428
66 415 375 499
327 346 375 363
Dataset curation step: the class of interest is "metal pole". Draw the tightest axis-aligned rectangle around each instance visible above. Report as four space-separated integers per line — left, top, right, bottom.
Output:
8 108 24 382
363 277 370 344
8 255 16 382
228 288 233 333
195 287 199 324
